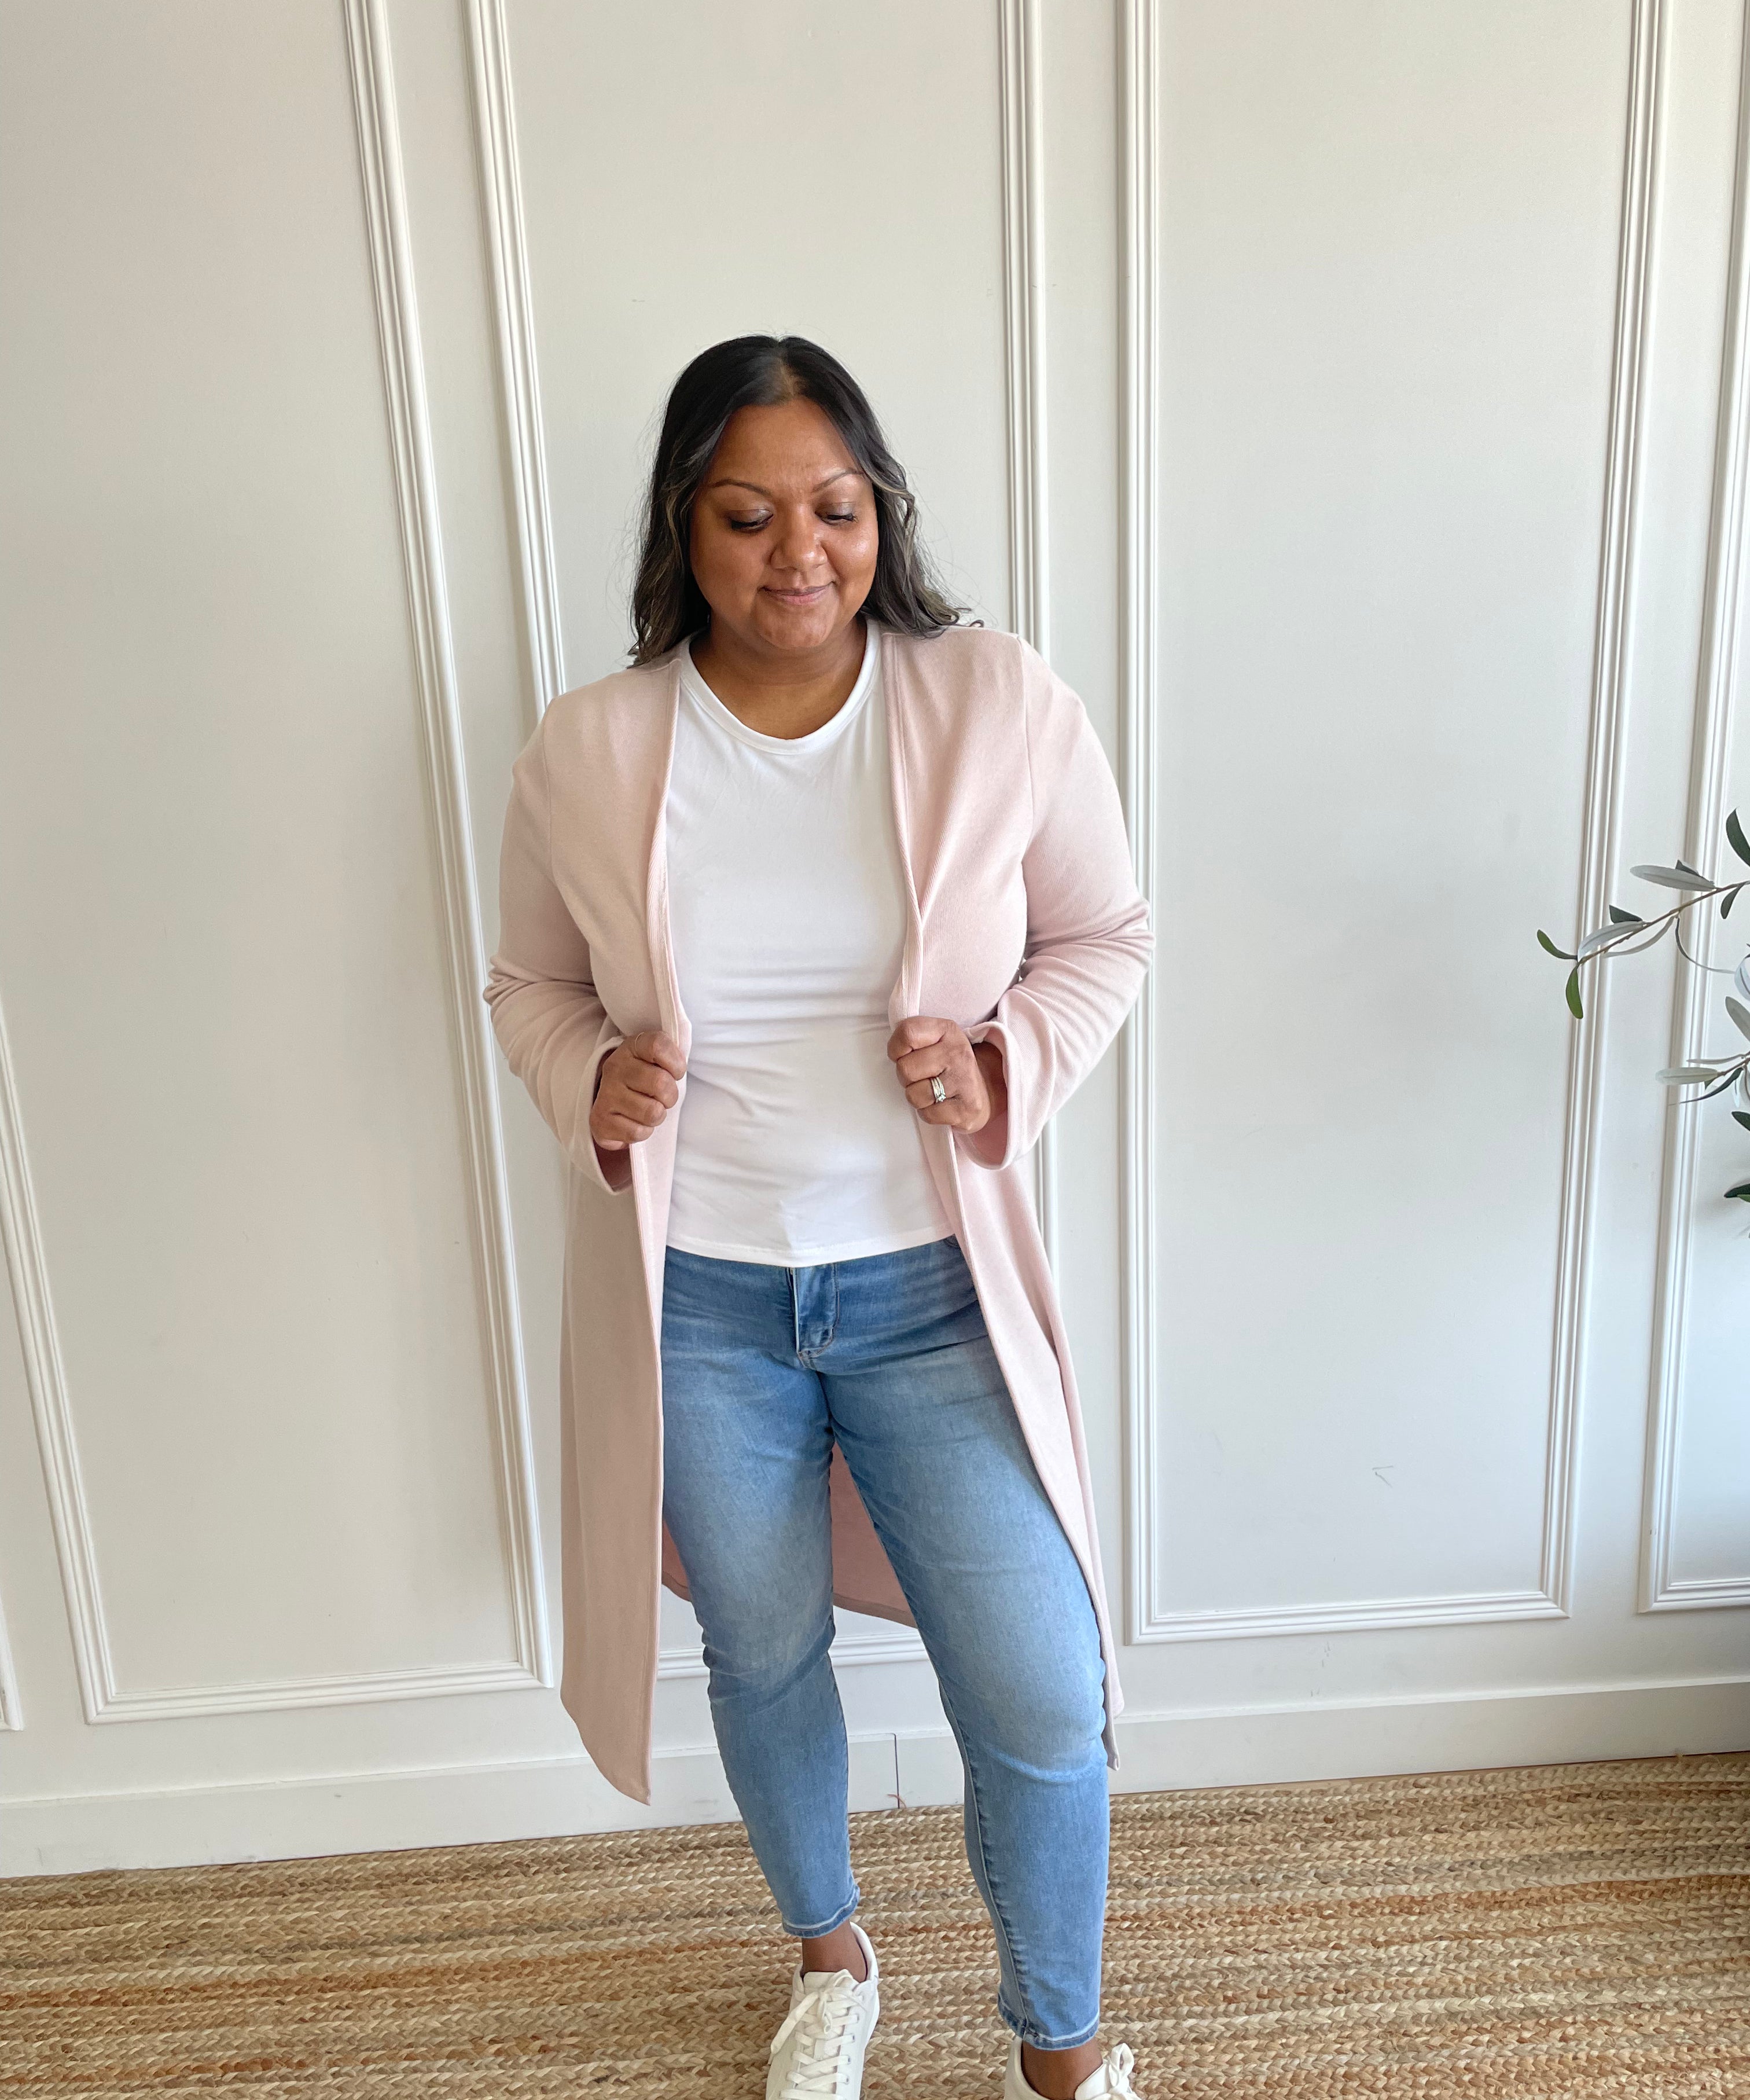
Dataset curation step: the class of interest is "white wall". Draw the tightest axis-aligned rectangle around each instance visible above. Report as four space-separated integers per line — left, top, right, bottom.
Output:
0 0 1744 1877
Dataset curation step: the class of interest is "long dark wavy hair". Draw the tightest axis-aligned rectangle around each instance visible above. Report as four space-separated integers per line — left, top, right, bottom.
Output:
628 335 966 664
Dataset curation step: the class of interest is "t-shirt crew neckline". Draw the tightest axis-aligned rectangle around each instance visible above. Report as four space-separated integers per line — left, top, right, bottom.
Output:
679 619 879 754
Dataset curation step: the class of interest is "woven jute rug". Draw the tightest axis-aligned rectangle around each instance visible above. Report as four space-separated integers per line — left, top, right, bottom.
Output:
3 1749 1746 2097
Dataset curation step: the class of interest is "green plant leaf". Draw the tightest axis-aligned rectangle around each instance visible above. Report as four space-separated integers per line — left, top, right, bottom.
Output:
1727 996 1750 1042
1565 968 1583 1018
1726 807 1750 867
1656 1065 1727 1084
1608 906 1644 924
1725 1182 1750 1201
1734 1110 1750 1132
1724 886 1738 919
1579 922 1642 957
1677 858 1713 883
1631 863 1715 891
1538 929 1576 959
1701 1067 1745 1099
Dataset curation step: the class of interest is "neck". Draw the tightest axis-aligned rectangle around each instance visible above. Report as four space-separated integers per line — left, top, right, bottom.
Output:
689 616 870 740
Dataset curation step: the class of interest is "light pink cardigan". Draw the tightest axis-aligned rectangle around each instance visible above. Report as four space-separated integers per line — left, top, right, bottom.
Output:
484 623 1153 1804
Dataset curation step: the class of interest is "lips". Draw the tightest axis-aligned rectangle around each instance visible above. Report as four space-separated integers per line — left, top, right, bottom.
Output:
767 583 829 603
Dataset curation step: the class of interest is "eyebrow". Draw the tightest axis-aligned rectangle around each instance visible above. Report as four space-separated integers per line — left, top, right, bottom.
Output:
705 469 863 497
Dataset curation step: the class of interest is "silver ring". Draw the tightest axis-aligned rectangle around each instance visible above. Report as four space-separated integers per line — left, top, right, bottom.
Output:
929 1075 947 1103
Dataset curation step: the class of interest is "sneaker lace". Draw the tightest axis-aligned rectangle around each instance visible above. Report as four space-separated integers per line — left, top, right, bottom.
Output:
769 1974 865 2098
1100 2042 1138 2095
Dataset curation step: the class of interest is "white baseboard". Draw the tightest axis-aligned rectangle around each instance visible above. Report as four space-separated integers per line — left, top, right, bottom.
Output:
894 1671 1750 1805
6 1675 1745 1878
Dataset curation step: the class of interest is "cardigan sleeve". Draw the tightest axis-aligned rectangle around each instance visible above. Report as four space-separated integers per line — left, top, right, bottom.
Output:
482 716 632 1198
954 647 1153 1172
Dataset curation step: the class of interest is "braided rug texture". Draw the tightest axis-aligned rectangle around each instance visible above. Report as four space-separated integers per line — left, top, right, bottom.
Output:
3 1750 1746 2097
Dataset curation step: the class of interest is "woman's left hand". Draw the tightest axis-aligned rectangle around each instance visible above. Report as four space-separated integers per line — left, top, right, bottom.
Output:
887 1015 1006 1135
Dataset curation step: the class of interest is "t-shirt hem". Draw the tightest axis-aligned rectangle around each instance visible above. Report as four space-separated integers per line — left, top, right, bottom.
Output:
664 1219 958 1267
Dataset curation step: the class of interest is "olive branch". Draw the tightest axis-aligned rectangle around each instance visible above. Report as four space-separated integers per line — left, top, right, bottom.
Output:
1538 806 1750 1212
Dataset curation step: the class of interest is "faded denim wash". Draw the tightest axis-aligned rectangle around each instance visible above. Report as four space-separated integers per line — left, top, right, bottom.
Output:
658 1231 1110 2050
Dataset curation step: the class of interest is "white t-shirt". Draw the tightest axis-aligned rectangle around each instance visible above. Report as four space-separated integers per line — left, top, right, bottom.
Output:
662 619 957 1266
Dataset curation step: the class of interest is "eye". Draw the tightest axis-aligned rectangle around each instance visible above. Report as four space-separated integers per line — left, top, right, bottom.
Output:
822 510 856 524
726 516 770 533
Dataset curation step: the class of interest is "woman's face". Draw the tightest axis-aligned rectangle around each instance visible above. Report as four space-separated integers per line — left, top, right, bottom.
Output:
688 397 880 659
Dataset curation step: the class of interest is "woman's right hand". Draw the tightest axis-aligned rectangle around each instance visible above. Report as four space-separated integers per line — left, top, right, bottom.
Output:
590 1030 686 1155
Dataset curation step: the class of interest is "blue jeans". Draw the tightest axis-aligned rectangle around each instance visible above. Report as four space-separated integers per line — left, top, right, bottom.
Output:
658 1231 1111 2051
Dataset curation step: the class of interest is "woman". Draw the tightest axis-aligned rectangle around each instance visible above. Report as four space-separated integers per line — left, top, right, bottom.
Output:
484 336 1153 2100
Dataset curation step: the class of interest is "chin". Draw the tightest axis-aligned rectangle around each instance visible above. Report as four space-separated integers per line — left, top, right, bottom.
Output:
756 601 841 650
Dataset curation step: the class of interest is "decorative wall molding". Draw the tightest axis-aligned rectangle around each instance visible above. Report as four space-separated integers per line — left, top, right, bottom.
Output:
0 0 554 1731
94 1658 549 1724
998 0 1058 1268
1118 0 1160 1648
319 0 553 1712
999 0 1049 663
1641 1 1750 1616
466 0 566 719
1120 0 1664 1643
0 1576 21 1730
0 989 112 1721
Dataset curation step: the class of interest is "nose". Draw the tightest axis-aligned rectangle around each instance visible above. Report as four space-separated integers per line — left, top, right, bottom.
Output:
771 505 825 577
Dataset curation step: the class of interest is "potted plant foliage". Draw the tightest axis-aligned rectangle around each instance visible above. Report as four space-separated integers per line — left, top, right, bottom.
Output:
1541 809 1750 1215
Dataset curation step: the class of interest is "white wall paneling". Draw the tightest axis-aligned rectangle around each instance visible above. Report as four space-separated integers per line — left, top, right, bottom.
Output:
1123 0 1674 1648
1120 0 1161 1649
1642 5 1750 1614
323 0 551 1708
0 0 550 1749
465 0 565 718
999 0 1060 1268
0 1569 20 1730
0 982 104 1722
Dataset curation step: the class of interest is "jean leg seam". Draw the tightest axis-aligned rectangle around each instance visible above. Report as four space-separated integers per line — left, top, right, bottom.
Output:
939 1694 1045 2046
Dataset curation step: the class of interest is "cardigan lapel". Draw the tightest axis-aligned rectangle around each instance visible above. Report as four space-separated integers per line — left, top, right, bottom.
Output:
643 652 690 1063
627 652 688 1340
880 628 961 1214
881 622 924 1033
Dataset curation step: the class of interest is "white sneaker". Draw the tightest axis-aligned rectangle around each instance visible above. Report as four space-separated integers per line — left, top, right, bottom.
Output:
766 1919 880 2099
1005 2035 1144 2099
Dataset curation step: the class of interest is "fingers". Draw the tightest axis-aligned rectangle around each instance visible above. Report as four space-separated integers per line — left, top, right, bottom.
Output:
593 1107 655 1146
591 1086 667 1146
628 1027 687 1078
886 1014 948 1062
889 1020 987 1131
890 1016 967 1088
619 1058 681 1112
899 1048 957 1100
906 1074 986 1132
593 1029 686 1148
601 1085 668 1131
